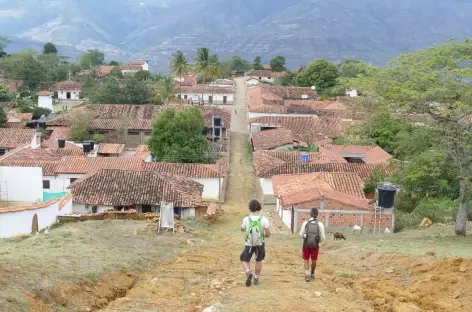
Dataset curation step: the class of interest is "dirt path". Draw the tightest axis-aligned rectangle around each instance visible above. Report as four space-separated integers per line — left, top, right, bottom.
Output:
100 79 472 312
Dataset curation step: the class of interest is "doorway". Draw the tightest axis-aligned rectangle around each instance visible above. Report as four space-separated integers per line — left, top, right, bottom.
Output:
31 213 38 234
223 96 227 104
66 92 71 99
208 96 213 104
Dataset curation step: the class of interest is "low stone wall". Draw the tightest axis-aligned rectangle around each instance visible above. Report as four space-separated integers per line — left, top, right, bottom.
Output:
58 211 156 223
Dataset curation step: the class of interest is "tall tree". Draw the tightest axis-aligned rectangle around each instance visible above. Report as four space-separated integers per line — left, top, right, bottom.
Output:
153 76 176 105
109 67 124 79
253 56 264 70
296 59 340 93
0 106 7 127
269 56 286 72
108 60 120 66
0 36 10 57
0 86 13 102
194 47 211 103
170 50 189 100
43 42 58 54
355 39 472 235
149 107 209 163
78 49 105 69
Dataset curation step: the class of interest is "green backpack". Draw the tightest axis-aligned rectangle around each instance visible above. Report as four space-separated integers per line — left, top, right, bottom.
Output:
246 216 264 247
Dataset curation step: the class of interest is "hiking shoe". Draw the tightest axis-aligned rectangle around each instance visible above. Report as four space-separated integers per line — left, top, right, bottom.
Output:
245 272 253 287
305 273 311 282
253 276 260 285
310 273 315 281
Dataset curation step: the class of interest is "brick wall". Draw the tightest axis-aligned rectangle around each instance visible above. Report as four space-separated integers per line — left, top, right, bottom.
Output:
295 208 394 233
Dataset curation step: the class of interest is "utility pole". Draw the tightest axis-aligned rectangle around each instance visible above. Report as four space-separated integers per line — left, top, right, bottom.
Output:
218 159 221 210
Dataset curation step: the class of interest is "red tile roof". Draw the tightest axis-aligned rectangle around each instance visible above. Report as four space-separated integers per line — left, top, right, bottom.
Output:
0 198 58 214
174 75 197 87
90 118 153 131
97 143 125 155
248 117 355 144
37 91 53 96
272 172 366 205
0 128 35 149
176 85 233 94
0 161 58 176
319 145 392 164
54 81 82 91
120 64 142 71
54 157 143 174
41 128 82 150
142 162 219 178
70 169 203 208
251 128 293 151
245 69 285 78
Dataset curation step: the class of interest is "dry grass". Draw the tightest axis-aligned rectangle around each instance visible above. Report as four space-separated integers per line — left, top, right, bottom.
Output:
0 220 187 312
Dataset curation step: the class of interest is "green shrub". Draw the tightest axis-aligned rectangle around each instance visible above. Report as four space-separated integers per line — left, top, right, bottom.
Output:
394 210 421 232
412 197 456 223
393 191 418 213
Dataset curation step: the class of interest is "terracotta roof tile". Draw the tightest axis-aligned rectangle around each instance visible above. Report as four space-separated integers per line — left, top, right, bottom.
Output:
251 128 293 151
135 145 151 159
120 64 142 71
41 128 82 150
37 91 53 96
176 84 233 94
248 117 354 144
174 75 197 87
245 69 285 78
98 143 125 155
319 145 391 164
142 162 219 178
0 198 59 214
90 118 153 131
0 128 35 149
55 157 143 174
0 161 58 176
58 193 72 209
272 172 365 201
70 169 203 207
54 81 82 91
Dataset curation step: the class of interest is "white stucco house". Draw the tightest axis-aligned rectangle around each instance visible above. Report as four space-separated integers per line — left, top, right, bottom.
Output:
37 91 53 111
177 85 234 105
0 166 72 238
55 81 83 100
129 60 149 71
245 69 285 83
346 89 358 97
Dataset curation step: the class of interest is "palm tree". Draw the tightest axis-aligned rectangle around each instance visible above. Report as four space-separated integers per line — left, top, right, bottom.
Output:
207 54 222 105
194 47 211 104
170 50 189 102
153 76 176 105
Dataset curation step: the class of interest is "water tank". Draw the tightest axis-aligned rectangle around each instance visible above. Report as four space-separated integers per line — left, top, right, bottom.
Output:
377 185 397 209
83 142 91 154
213 115 221 127
57 139 66 149
301 152 309 163
88 140 95 151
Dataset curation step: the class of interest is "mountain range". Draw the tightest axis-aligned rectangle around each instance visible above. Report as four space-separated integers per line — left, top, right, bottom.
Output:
1 0 472 71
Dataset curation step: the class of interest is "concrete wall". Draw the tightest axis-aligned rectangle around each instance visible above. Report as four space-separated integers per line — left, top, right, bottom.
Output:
50 174 84 193
0 166 43 202
58 196 73 215
72 203 112 214
38 95 53 111
182 92 234 104
0 200 58 238
58 90 81 100
193 178 222 201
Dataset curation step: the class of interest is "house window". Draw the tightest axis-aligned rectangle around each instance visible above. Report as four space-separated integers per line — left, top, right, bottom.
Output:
259 77 262 80
69 178 77 184
43 180 50 189
92 206 98 213
184 95 188 99
0 149 6 155
128 131 139 136
142 205 152 213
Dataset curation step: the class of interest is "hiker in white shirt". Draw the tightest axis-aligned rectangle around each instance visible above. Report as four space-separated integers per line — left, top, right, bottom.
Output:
299 208 326 281
240 199 270 287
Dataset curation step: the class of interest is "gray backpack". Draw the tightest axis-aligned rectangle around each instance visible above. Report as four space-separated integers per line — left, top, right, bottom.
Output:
304 220 320 248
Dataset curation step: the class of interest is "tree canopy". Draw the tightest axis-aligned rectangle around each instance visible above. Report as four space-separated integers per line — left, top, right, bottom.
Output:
0 106 7 127
78 49 105 69
81 76 152 104
296 59 340 94
253 56 264 70
269 56 286 72
148 107 209 163
43 42 58 54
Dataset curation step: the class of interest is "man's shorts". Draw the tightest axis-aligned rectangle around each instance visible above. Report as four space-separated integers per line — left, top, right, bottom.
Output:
240 243 266 262
302 245 320 260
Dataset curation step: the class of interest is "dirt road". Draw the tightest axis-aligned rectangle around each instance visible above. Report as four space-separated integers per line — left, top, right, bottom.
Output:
99 79 472 312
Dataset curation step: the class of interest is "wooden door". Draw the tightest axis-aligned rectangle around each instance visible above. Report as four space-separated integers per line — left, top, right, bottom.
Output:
208 96 213 103
31 213 38 234
223 96 227 104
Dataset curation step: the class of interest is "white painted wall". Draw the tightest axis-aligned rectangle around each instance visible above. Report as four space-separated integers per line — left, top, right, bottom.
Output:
29 132 41 149
58 196 73 215
181 208 196 219
346 89 358 97
246 79 260 87
248 112 319 119
122 69 139 75
260 178 274 196
141 62 149 71
58 90 81 100
0 167 43 202
54 174 85 192
72 203 112 214
182 92 234 104
0 201 58 238
38 95 53 111
193 178 221 200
